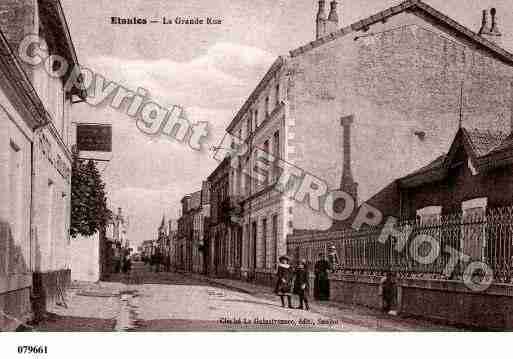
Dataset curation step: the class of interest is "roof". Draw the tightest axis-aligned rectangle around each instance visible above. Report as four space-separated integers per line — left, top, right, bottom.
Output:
225 0 513 136
464 128 508 157
38 0 85 98
289 0 513 65
226 56 284 133
207 157 230 182
400 127 512 187
0 30 51 130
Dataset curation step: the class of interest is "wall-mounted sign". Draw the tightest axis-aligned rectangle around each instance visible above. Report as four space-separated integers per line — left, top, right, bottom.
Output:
76 124 112 152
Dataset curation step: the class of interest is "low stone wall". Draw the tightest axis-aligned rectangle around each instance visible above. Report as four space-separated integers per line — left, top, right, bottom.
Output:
329 273 513 329
32 269 71 319
399 278 513 329
330 274 383 309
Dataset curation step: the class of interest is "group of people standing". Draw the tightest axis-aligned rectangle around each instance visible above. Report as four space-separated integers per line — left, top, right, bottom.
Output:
274 252 332 310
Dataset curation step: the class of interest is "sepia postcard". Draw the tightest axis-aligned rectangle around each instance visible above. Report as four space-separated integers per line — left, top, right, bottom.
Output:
1 0 513 356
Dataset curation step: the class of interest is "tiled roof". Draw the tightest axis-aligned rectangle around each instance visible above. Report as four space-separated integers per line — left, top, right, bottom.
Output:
484 133 513 156
463 128 508 157
406 155 446 177
402 127 512 183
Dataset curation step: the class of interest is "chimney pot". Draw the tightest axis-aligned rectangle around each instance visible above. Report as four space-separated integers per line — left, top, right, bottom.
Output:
316 0 327 39
490 7 501 35
479 9 489 35
479 7 502 45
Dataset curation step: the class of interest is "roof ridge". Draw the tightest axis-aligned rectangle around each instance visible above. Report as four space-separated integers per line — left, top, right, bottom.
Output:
289 0 513 64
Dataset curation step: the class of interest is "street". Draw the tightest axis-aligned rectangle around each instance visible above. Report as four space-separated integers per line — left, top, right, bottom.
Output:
32 261 458 332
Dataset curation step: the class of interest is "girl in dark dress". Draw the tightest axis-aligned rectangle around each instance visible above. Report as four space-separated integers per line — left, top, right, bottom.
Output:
275 255 293 308
293 260 309 310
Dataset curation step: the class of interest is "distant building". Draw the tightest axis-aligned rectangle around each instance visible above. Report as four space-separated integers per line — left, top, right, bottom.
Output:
207 157 243 277
176 182 210 273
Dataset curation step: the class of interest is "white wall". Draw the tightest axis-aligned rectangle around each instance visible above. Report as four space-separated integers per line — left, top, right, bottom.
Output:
70 232 100 282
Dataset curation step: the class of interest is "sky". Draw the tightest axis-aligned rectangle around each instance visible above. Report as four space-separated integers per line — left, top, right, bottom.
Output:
61 0 513 247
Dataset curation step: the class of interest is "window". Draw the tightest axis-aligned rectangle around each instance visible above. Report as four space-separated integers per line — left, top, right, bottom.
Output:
416 206 442 224
273 131 280 181
262 218 267 269
265 96 269 116
263 140 270 185
272 214 278 269
275 83 280 106
251 222 257 270
246 116 252 137
253 109 258 129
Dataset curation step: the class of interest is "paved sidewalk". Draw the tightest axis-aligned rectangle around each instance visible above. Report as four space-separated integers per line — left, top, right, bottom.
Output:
185 273 462 331
33 281 129 331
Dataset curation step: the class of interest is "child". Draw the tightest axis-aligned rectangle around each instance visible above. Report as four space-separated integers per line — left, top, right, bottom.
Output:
275 255 293 308
293 259 310 310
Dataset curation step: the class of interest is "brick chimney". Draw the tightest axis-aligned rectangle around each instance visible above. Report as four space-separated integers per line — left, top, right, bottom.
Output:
330 115 358 231
340 115 358 202
316 0 327 40
326 1 339 34
479 8 502 46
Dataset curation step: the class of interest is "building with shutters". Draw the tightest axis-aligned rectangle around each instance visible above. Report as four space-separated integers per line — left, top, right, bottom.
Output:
218 0 513 285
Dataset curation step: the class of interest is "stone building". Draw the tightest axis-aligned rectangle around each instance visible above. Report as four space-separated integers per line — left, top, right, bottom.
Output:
207 157 243 278
177 183 210 273
0 0 84 327
0 27 46 331
220 0 513 284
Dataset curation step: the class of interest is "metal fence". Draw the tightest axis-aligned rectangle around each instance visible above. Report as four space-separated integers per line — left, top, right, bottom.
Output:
287 206 513 283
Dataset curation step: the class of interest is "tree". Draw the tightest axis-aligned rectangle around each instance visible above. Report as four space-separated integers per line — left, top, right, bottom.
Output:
70 153 112 238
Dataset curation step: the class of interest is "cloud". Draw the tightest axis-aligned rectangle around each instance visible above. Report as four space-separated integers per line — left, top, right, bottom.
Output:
82 41 275 110
73 42 275 246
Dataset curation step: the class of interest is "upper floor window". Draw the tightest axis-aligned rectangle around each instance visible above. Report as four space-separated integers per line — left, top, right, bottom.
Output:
275 83 280 106
416 206 441 224
246 116 252 137
265 96 270 116
263 140 270 185
253 109 258 130
273 131 280 181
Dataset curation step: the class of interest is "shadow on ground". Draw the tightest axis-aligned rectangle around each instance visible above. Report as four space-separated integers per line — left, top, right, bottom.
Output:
31 313 116 332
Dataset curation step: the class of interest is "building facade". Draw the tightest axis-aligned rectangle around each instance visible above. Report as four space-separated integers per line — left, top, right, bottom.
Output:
0 0 84 327
0 28 47 331
207 157 243 278
176 182 210 274
220 0 513 284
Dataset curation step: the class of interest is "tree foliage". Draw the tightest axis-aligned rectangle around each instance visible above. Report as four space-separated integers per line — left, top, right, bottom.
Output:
70 153 112 238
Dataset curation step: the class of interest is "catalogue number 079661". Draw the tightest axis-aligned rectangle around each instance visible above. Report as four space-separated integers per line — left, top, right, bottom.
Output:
17 346 48 355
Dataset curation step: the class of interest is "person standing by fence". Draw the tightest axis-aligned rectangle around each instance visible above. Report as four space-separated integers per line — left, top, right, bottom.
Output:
314 253 331 300
293 259 310 310
379 271 395 313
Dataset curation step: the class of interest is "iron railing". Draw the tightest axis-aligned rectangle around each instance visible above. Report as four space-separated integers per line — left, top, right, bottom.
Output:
287 206 513 283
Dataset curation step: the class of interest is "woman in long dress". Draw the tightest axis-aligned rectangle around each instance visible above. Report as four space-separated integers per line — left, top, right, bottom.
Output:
314 253 331 300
